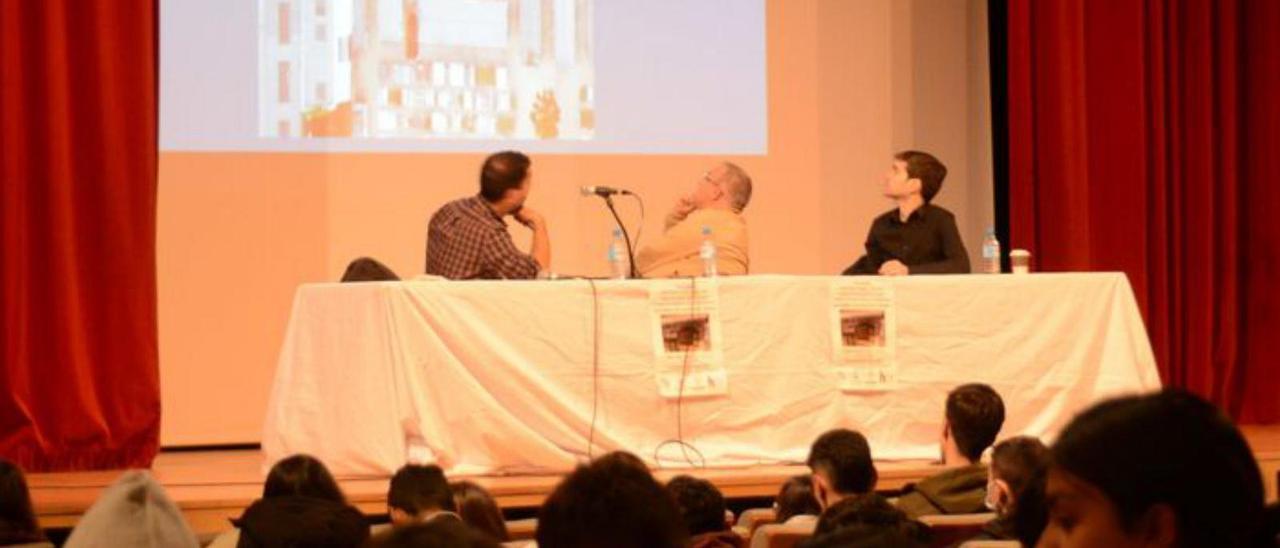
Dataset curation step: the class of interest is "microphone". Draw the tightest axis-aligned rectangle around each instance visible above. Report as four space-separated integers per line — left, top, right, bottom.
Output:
580 185 632 197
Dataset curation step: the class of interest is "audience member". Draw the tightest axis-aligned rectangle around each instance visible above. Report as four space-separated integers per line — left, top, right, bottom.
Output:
450 481 508 542
897 383 1005 518
968 436 1049 544
340 257 399 282
63 470 198 548
666 475 742 548
774 475 822 525
800 493 929 548
365 518 501 548
1038 390 1268 548
233 454 368 548
388 465 458 528
0 460 49 547
536 453 686 548
806 429 878 510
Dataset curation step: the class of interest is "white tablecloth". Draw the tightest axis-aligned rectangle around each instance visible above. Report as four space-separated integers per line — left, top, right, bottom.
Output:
262 274 1160 476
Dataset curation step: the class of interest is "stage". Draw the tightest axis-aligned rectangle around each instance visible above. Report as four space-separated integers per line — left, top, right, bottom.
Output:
28 425 1280 537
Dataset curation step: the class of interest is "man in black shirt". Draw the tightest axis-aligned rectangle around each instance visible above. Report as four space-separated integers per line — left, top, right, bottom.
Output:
843 150 970 275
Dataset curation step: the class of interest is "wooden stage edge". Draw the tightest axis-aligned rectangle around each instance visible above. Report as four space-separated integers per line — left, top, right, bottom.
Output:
29 425 1280 537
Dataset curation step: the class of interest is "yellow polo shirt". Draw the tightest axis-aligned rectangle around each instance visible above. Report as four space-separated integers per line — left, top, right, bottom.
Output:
635 208 749 278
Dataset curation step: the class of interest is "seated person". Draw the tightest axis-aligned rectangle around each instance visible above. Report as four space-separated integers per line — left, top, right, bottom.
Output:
1039 390 1267 548
365 518 501 548
635 162 753 277
388 465 459 527
340 256 399 282
842 150 969 275
774 475 822 525
970 436 1049 544
63 470 199 548
806 429 878 510
897 383 1005 518
229 454 368 548
536 453 686 548
800 494 929 548
425 151 549 279
666 475 743 548
450 481 509 542
0 459 50 547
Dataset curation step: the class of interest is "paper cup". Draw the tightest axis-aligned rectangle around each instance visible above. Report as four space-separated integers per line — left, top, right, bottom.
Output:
1010 249 1032 274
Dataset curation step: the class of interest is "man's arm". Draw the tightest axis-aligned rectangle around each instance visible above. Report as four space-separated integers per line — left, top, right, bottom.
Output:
842 224 884 275
481 213 544 279
907 213 970 274
515 207 551 271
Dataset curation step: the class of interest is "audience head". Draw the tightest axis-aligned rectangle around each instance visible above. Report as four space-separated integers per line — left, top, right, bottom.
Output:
263 454 346 503
0 459 45 545
987 436 1049 517
536 456 686 548
340 256 399 282
774 475 822 523
592 450 650 474
885 150 947 203
478 150 532 209
691 162 753 212
1039 390 1266 548
943 383 1006 464
806 428 877 509
63 470 199 548
666 475 729 537
806 493 928 548
450 481 509 542
366 518 501 548
388 464 456 527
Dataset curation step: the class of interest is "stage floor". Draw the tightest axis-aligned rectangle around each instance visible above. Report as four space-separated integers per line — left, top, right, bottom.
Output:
27 425 1280 537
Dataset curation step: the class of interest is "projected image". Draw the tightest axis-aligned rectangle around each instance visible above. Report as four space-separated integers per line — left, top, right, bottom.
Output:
259 0 595 140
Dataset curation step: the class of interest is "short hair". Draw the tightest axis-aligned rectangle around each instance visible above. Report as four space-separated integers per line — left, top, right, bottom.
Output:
388 464 455 516
479 151 531 202
806 429 877 496
0 459 45 544
263 454 346 503
894 150 947 203
720 162 753 211
536 458 686 548
340 256 399 282
990 436 1049 509
774 475 821 523
451 481 509 542
666 475 728 536
1051 390 1265 547
366 518 501 548
945 383 1006 462
809 494 929 545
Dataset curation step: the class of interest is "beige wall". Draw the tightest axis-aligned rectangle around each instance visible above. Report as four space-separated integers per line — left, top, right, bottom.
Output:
157 0 993 445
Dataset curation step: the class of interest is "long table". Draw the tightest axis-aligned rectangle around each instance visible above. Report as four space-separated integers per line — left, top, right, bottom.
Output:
262 273 1161 476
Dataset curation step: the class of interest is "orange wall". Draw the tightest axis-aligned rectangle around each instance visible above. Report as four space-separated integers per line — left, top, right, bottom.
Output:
157 0 992 445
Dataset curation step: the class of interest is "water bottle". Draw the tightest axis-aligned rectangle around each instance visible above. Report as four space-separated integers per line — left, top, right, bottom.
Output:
699 226 718 277
608 228 629 279
982 227 1001 274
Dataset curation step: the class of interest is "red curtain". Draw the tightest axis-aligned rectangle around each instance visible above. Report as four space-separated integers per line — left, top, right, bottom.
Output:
1007 0 1280 422
1 1 160 470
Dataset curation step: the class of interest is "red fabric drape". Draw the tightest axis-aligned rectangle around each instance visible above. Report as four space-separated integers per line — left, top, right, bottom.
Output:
1 1 160 470
1008 0 1280 422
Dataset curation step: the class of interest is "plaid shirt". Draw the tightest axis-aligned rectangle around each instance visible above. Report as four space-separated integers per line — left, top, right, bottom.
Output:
425 196 541 280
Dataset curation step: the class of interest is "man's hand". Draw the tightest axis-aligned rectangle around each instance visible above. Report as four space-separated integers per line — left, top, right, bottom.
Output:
879 260 909 276
513 206 545 229
665 196 698 230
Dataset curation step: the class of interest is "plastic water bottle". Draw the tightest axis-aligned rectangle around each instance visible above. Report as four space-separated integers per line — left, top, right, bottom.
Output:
608 228 629 279
982 227 1001 274
699 226 718 277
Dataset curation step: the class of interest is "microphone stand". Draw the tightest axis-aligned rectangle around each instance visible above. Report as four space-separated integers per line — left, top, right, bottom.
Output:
602 194 640 278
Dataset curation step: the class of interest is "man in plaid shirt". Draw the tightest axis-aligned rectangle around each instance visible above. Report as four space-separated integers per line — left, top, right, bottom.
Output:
425 151 550 279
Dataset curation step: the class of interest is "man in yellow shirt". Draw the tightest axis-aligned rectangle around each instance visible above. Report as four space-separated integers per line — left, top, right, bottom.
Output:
635 163 752 278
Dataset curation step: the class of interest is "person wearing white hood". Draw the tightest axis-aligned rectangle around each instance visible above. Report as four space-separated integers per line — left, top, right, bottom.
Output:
63 470 199 548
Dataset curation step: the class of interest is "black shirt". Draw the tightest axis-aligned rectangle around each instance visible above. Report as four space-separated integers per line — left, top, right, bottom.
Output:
842 204 970 275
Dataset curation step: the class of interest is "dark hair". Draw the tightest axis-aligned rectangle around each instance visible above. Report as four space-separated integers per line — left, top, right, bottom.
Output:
809 494 929 545
0 460 45 545
451 481 509 541
263 454 346 503
666 475 728 536
774 475 821 523
341 256 399 282
592 450 649 474
894 150 947 202
1051 390 1265 547
479 150 531 202
806 429 877 496
388 464 456 516
536 458 686 548
366 518 502 548
990 436 1048 511
946 383 1005 462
